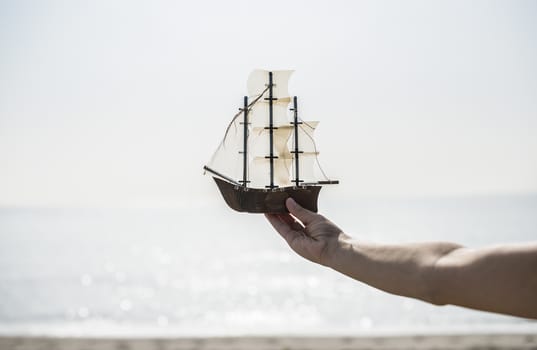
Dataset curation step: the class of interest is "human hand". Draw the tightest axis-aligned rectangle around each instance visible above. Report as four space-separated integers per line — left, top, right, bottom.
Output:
265 198 349 266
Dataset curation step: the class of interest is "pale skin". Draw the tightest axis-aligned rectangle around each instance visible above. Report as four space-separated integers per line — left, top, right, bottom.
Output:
265 198 537 319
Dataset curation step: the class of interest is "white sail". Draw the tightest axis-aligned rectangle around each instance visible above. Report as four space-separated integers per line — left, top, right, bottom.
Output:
249 102 291 128
289 121 331 184
247 70 294 100
249 127 293 159
206 114 245 183
296 153 318 183
249 157 292 188
245 70 294 187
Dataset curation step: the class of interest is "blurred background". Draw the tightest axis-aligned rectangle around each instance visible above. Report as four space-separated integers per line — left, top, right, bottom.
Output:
0 0 536 336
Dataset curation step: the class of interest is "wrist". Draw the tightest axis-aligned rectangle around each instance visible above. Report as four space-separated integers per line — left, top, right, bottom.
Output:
324 232 353 268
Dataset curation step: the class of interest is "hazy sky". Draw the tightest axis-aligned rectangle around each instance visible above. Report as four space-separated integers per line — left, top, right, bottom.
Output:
1 0 536 207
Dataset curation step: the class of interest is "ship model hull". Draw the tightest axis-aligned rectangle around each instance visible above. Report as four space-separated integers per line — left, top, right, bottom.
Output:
213 177 322 213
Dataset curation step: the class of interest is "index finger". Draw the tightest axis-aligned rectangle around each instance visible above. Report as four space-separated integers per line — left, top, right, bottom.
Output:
265 213 303 245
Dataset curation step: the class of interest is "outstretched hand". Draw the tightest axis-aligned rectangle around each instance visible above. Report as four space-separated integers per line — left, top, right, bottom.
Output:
265 198 349 266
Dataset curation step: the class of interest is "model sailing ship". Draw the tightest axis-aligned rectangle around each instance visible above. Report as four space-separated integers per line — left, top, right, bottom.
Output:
203 70 338 213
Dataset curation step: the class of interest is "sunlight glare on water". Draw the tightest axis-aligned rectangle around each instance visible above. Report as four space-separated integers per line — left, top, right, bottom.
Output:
0 195 536 336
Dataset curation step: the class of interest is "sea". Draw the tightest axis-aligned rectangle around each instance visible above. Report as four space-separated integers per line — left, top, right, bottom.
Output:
0 194 536 337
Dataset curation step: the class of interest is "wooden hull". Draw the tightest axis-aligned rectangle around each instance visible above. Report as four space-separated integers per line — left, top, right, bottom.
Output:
212 177 322 213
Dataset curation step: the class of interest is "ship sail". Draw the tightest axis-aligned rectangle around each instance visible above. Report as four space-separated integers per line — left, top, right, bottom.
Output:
205 69 334 190
291 120 322 184
247 70 293 103
205 111 244 185
249 126 294 188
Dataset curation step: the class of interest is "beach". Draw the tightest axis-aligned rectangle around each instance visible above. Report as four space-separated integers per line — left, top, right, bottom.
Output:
1 334 537 350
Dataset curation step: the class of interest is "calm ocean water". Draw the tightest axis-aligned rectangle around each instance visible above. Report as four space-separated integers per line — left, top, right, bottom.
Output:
0 195 536 336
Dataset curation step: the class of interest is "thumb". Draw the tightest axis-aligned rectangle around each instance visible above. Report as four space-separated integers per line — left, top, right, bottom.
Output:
286 197 318 225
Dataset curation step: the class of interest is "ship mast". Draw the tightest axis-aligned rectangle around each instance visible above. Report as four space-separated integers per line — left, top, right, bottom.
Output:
240 96 249 187
291 96 302 186
265 71 278 189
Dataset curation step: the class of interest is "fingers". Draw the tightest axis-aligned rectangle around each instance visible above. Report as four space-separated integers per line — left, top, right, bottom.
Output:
286 197 319 226
265 213 303 244
278 213 305 231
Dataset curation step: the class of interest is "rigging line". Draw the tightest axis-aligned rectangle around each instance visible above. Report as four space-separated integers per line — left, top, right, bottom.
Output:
298 120 331 181
207 86 270 167
222 85 270 141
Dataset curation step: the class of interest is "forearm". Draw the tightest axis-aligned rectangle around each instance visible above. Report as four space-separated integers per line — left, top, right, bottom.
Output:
328 238 463 303
430 243 537 318
329 238 537 318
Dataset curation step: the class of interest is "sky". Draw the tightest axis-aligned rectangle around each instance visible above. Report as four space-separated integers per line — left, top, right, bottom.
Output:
1 0 536 208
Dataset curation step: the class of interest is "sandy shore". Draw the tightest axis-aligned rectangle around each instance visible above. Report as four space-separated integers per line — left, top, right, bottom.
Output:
1 334 537 350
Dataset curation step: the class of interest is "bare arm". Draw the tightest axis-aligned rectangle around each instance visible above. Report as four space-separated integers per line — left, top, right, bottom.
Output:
427 243 537 318
266 198 537 319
